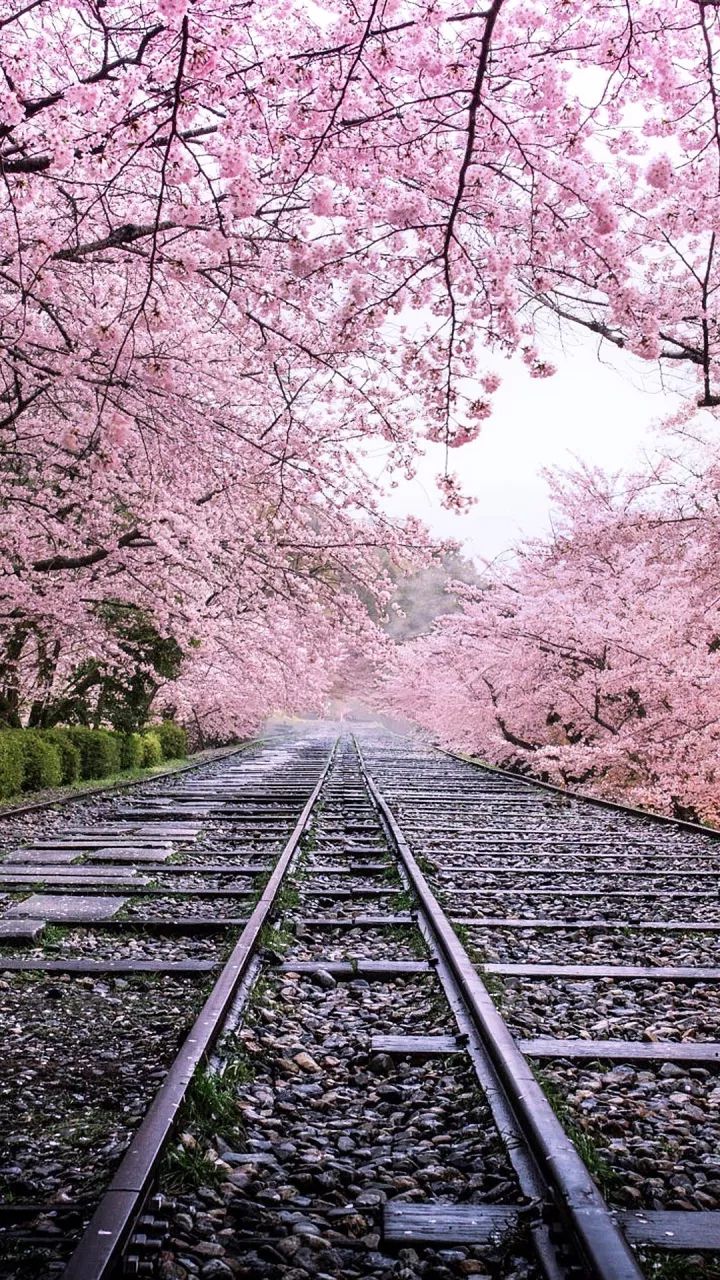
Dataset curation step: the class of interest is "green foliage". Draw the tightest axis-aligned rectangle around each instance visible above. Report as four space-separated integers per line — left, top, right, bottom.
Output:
140 731 163 767
0 720 191 803
119 732 144 770
162 1145 223 1193
383 550 484 640
44 729 81 784
182 1068 243 1138
0 732 25 799
161 1064 246 1192
18 731 63 791
25 605 183 734
154 719 188 760
65 727 121 779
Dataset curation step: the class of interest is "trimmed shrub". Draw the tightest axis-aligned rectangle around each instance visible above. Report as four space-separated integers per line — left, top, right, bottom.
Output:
45 730 81 784
19 731 63 791
66 727 121 779
155 720 188 761
140 731 163 767
120 732 144 770
0 732 25 800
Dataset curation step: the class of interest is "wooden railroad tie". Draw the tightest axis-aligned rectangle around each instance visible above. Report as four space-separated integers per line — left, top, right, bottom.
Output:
382 1203 720 1252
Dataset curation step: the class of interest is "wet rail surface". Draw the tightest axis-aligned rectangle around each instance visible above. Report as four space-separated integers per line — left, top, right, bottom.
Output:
0 725 718 1279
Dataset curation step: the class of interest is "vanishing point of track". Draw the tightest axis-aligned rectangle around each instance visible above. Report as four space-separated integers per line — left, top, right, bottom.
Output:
1 723 719 1279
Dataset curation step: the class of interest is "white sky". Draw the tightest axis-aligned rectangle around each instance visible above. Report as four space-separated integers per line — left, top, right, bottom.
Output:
378 328 692 565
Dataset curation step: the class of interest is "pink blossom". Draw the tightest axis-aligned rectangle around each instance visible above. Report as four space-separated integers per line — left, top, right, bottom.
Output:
310 187 335 216
646 154 673 191
157 0 188 19
591 198 618 236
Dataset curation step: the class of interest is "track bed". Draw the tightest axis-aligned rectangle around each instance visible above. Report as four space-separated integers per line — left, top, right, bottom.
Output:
1 725 719 1279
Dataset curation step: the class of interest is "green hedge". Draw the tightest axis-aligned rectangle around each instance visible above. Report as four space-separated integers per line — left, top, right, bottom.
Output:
0 733 25 800
65 727 122 779
155 720 188 760
0 718 189 802
140 731 163 767
45 729 82 784
20 731 63 791
120 732 144 770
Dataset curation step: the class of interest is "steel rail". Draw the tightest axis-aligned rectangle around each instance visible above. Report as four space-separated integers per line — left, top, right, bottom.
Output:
436 745 720 839
355 739 645 1280
62 737 337 1280
0 742 253 821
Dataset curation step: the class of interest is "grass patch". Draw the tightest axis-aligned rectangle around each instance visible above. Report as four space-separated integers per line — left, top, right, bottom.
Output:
252 870 271 896
476 967 506 1001
383 864 402 886
159 953 270 1195
259 919 295 955
414 852 435 877
638 1254 720 1280
453 923 473 948
244 974 273 1022
392 887 417 911
181 1067 242 1138
387 924 428 957
274 881 300 912
161 1058 249 1193
162 1143 225 1193
453 925 493 972
216 1032 257 1086
535 1068 619 1194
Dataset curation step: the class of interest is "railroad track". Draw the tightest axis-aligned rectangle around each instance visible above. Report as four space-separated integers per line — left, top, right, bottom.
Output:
0 723 718 1279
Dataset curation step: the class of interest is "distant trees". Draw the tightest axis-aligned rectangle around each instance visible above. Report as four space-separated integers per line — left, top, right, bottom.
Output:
384 554 484 642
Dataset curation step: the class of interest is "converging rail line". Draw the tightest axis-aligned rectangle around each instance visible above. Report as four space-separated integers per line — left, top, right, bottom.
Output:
0 723 719 1279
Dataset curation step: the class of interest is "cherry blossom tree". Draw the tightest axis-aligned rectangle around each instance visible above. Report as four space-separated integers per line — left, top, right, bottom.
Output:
0 0 433 732
4 0 720 740
383 418 720 821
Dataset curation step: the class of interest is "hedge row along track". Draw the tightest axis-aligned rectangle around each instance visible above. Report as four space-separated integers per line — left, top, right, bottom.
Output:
0 725 717 1279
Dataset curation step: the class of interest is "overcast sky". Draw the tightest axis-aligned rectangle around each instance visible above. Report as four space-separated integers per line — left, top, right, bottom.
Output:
377 327 691 565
